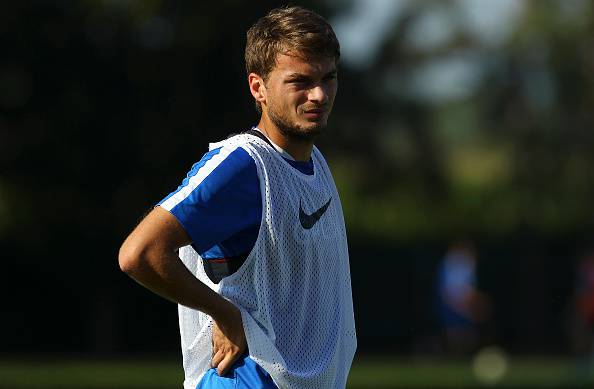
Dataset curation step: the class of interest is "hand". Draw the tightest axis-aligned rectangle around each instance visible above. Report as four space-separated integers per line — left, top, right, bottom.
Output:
211 303 247 376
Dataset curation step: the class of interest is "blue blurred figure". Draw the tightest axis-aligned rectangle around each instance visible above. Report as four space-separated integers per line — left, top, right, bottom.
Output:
436 240 489 355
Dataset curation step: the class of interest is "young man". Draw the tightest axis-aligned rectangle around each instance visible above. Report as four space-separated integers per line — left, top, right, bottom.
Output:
119 6 356 389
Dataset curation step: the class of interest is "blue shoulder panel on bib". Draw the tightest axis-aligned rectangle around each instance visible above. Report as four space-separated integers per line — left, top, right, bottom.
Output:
158 146 261 258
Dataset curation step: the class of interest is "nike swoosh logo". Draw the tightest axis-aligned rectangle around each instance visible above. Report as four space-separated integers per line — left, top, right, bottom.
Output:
299 198 332 229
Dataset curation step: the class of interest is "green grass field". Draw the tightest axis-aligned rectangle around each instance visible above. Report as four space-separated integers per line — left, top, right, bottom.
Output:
0 356 591 388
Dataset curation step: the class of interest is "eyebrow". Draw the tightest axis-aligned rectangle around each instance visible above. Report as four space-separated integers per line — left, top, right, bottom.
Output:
285 69 338 80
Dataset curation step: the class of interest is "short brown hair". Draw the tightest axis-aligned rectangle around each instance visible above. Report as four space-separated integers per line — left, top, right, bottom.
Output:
245 6 340 112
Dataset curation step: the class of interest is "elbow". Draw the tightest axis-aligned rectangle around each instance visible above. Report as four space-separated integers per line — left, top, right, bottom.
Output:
118 242 145 276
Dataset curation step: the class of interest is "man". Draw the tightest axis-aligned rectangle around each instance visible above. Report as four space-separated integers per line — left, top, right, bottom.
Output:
119 6 356 389
436 241 488 355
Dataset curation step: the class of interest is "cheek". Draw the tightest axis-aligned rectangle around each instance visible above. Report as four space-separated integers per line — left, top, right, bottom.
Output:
292 91 309 108
281 91 305 112
328 84 338 102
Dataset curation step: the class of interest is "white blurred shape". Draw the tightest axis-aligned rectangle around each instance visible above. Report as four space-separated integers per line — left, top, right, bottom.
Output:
331 0 409 68
405 6 455 51
386 52 484 103
472 346 508 386
457 0 526 47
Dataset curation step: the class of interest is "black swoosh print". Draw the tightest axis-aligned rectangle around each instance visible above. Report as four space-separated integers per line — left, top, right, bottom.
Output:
299 198 332 229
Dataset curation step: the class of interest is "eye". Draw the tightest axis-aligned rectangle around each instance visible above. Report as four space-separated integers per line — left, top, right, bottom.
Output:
286 78 312 90
289 78 308 84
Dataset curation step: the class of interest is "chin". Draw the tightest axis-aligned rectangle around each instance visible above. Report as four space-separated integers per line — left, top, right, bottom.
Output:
303 117 328 130
269 109 327 140
280 123 323 141
300 120 326 132
299 126 324 140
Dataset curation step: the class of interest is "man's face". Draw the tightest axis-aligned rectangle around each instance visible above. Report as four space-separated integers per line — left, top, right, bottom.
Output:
262 51 337 141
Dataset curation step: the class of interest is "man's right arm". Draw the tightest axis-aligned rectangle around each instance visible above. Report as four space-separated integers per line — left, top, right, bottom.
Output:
119 206 220 314
118 206 246 375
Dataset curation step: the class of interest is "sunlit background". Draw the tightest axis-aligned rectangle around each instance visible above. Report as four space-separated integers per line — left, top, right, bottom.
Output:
2 0 594 387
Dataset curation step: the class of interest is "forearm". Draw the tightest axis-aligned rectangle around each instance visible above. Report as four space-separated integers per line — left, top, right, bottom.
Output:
120 244 232 320
119 206 237 322
127 247 247 377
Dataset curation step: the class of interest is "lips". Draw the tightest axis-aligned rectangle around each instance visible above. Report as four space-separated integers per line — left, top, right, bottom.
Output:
303 108 326 118
303 111 325 120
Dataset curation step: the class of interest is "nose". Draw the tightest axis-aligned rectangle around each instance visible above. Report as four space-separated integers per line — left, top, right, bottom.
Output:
308 85 328 105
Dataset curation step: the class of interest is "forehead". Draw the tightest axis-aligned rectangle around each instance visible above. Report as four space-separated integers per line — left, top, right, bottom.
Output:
272 51 336 77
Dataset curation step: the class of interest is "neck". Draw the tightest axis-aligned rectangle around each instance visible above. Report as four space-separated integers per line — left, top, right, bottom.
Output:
257 114 314 162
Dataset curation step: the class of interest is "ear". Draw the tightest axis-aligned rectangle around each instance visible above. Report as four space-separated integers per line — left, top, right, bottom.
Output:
248 73 266 106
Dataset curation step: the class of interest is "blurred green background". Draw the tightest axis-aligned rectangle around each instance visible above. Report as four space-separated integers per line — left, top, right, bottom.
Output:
2 0 594 387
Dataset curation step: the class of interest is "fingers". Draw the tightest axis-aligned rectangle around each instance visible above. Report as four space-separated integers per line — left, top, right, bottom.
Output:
217 351 239 377
211 348 225 368
210 306 248 377
212 346 243 376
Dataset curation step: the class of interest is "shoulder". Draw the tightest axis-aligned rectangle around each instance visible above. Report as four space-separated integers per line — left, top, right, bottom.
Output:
159 142 258 211
210 132 273 158
156 137 263 254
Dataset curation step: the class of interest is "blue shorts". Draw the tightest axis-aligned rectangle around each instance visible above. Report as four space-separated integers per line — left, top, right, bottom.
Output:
196 353 277 389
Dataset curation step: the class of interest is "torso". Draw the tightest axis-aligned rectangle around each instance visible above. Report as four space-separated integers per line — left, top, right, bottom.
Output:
175 133 356 389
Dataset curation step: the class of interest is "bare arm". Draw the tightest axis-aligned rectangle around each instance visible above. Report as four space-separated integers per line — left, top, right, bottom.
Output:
118 206 246 375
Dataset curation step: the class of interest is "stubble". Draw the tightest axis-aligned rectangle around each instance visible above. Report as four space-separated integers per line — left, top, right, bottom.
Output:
267 101 327 142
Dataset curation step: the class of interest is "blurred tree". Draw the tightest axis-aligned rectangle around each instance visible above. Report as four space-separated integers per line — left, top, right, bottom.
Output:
327 0 594 241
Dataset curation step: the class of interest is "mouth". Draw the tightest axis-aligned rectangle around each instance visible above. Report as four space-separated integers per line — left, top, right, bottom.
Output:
302 108 326 120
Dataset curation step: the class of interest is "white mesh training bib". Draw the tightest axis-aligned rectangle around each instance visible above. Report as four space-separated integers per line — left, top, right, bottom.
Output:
177 133 357 389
